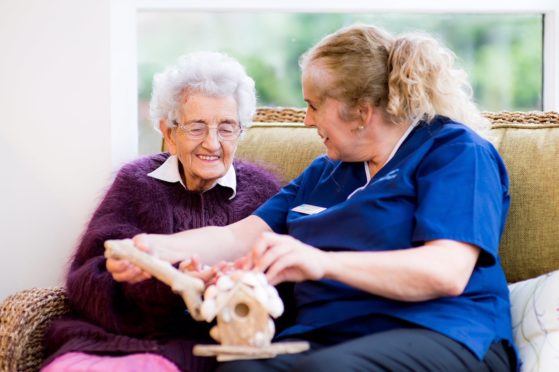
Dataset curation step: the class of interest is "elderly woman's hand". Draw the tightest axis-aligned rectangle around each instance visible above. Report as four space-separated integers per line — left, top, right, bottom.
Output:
249 231 332 285
106 233 189 284
106 256 153 284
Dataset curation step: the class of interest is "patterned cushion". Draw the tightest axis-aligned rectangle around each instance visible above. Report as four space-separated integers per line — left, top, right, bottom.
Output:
509 270 559 371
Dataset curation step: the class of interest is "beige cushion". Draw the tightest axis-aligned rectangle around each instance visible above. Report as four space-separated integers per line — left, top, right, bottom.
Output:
237 123 325 184
488 124 559 282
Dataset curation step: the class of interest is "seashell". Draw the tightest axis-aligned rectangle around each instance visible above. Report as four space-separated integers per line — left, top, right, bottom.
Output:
200 299 217 322
255 272 268 285
204 284 218 300
240 272 259 287
267 295 284 318
253 285 268 305
265 285 280 298
251 332 267 348
216 275 234 291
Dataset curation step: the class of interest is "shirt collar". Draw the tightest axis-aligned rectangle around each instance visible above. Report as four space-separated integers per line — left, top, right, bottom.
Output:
347 120 419 200
147 155 237 200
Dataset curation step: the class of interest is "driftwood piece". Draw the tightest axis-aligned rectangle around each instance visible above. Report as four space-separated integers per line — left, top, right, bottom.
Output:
193 341 310 361
104 239 205 320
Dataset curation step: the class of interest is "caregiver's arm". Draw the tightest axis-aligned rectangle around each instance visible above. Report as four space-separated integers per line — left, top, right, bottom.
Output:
108 215 271 283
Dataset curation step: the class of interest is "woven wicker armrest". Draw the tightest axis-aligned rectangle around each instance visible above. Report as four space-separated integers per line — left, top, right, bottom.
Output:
0 287 70 372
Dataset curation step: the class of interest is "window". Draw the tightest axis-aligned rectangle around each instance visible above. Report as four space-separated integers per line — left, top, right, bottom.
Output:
128 3 554 156
137 12 543 154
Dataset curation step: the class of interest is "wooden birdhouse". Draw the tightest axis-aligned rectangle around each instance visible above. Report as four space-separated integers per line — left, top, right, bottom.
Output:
200 271 283 347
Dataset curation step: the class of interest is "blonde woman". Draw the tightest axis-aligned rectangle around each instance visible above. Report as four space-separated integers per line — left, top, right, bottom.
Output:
127 25 516 371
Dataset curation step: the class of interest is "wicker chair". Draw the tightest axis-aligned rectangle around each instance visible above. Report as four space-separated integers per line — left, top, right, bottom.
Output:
1 108 558 371
0 288 70 372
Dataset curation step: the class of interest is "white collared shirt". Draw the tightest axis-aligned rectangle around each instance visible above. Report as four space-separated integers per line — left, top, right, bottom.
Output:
147 155 237 200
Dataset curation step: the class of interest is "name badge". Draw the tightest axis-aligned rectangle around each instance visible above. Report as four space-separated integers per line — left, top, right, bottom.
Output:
291 204 326 215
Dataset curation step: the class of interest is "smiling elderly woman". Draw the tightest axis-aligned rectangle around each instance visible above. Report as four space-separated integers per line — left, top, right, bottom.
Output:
40 52 280 372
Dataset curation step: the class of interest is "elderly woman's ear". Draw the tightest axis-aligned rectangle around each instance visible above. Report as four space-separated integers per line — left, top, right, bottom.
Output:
160 120 176 154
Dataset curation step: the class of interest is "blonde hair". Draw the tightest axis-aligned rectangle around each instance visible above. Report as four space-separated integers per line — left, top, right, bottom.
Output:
300 24 488 131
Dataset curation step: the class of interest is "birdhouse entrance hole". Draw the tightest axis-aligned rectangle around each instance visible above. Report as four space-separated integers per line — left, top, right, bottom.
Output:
234 302 250 318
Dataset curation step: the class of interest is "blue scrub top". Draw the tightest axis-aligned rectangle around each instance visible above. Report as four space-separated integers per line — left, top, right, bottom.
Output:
254 116 514 360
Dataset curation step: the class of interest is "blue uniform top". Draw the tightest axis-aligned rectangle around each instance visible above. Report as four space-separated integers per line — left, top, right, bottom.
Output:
254 116 514 360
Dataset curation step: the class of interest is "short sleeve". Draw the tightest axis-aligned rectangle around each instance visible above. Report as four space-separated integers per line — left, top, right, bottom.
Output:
253 155 335 233
412 142 509 266
253 176 301 234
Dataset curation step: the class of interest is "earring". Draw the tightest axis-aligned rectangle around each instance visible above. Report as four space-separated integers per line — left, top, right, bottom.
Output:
352 125 364 133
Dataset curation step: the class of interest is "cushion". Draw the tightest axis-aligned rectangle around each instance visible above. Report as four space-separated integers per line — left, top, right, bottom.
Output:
488 123 559 282
509 270 559 371
237 122 325 184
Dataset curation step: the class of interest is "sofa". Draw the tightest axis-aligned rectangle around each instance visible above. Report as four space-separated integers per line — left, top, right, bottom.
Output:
1 108 558 371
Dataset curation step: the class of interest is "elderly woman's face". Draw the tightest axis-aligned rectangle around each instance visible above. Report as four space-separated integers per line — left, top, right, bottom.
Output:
164 93 240 192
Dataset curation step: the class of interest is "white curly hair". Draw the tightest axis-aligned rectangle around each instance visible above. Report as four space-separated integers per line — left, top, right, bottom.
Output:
149 51 257 132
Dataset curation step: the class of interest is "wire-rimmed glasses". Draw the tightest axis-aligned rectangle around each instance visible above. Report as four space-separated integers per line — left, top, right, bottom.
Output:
173 121 242 141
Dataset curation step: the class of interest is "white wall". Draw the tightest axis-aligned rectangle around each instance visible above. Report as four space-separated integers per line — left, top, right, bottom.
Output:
0 0 118 301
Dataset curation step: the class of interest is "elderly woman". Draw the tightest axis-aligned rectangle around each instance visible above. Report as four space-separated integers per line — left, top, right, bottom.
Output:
126 25 517 371
41 52 280 372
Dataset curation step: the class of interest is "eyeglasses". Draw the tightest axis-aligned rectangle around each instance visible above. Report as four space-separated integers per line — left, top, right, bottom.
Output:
173 121 242 141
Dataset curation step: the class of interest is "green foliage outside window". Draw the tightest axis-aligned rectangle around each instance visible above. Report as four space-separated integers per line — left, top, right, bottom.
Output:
137 12 543 154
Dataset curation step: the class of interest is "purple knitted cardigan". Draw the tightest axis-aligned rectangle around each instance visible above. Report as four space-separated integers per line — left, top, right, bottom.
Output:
43 153 280 371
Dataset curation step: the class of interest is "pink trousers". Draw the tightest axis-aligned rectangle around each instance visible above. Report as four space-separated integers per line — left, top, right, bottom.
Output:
41 352 180 372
